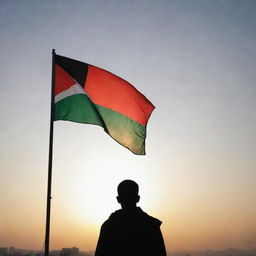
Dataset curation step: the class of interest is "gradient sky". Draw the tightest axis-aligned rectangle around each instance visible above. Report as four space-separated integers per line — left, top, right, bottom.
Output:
0 0 256 252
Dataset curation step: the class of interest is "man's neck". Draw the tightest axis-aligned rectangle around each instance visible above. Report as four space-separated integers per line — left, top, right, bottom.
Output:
121 205 139 211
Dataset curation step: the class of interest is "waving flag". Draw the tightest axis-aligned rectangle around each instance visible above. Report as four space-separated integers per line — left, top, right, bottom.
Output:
54 54 155 155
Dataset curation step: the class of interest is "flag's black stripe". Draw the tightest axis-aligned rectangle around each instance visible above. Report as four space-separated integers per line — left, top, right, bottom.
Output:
56 54 88 88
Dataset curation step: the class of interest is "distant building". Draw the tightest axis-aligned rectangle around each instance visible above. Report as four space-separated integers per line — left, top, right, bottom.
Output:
9 247 15 255
49 250 60 256
0 248 8 256
8 247 34 256
60 247 79 256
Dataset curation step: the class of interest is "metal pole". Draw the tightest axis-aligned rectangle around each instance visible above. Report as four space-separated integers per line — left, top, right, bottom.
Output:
44 49 56 256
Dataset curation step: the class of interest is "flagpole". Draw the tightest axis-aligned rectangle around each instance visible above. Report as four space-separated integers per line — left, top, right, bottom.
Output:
44 49 56 256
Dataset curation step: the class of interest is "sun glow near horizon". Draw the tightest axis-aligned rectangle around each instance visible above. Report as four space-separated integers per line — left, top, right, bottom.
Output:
51 150 161 227
50 158 165 251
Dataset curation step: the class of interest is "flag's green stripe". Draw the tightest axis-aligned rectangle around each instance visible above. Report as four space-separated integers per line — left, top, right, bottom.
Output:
54 94 146 155
55 93 104 127
97 103 146 155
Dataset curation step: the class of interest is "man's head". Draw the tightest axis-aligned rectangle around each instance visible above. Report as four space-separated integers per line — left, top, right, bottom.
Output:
116 180 140 210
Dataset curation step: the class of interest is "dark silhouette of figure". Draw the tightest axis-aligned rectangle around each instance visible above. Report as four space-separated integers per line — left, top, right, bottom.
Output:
95 180 167 256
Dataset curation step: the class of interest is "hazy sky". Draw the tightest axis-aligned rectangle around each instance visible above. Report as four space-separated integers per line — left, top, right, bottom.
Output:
0 0 256 252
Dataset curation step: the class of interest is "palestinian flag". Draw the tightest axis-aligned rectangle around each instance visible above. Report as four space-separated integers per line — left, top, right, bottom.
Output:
54 54 155 155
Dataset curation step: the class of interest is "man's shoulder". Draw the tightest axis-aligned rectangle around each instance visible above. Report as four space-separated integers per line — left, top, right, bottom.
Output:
101 209 122 224
101 208 162 229
138 208 162 227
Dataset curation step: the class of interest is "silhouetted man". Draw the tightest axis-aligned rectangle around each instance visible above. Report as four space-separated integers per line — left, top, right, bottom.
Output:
95 180 167 256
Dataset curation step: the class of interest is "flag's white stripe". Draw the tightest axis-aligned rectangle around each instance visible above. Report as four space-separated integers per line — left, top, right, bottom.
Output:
55 83 86 103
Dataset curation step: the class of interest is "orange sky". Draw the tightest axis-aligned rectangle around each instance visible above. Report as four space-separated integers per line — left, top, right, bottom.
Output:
0 0 256 252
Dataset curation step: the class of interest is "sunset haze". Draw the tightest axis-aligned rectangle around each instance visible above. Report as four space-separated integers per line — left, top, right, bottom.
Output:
0 0 255 253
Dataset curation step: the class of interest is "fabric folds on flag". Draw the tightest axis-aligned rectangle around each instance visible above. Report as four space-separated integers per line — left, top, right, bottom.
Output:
54 54 155 155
